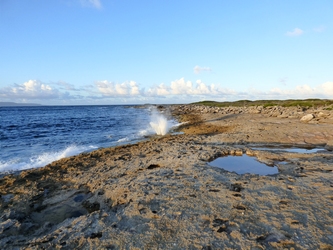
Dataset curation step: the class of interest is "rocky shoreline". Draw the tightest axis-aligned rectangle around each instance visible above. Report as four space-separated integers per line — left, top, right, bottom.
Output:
1 104 333 249
174 104 333 122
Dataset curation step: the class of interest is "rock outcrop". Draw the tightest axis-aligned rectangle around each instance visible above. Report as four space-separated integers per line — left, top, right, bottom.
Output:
1 104 333 249
172 104 333 124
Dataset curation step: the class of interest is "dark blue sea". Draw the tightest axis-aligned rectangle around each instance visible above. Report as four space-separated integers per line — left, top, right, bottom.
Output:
0 105 177 174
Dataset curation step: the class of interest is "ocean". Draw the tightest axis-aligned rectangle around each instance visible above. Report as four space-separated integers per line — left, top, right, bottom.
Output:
0 105 178 174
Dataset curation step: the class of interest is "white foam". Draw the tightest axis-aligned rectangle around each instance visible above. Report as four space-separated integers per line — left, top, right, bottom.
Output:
150 117 169 135
149 108 175 136
0 145 97 174
117 137 130 142
138 129 151 137
170 121 188 129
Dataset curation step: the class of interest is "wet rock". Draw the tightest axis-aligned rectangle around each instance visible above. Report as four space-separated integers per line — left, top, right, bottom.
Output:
8 211 27 222
0 219 16 234
1 194 14 203
256 231 287 245
82 201 100 213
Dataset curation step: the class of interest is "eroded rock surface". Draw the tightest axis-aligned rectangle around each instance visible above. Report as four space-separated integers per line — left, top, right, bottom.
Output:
1 105 333 249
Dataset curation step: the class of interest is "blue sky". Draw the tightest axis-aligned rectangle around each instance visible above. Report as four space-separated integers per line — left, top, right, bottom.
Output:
0 0 332 105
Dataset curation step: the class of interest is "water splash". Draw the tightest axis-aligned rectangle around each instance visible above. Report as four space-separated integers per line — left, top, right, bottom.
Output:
149 108 173 136
150 115 168 135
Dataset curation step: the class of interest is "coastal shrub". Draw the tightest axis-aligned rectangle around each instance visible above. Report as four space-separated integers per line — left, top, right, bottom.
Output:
193 99 333 108
263 103 276 108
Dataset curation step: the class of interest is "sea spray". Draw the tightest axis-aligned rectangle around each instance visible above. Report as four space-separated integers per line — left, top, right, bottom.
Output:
0 145 97 173
149 107 174 136
150 115 168 135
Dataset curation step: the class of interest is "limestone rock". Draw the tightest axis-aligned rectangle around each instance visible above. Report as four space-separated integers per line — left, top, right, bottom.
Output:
325 141 333 151
317 111 329 118
300 114 314 122
2 104 333 249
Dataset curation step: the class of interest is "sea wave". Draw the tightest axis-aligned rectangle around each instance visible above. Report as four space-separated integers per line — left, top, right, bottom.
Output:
117 137 130 143
0 145 97 174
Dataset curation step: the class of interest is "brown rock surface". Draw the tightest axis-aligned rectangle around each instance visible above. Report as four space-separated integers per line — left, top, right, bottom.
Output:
1 105 333 249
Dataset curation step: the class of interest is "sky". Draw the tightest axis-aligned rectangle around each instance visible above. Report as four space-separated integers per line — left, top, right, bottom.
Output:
0 0 333 105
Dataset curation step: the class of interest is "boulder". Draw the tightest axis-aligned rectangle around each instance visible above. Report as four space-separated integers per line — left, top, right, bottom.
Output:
300 114 314 122
317 112 329 118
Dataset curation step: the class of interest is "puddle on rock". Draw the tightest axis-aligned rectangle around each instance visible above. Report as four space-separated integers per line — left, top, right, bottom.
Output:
30 191 93 225
31 204 88 225
209 154 279 176
251 147 327 154
277 161 289 165
74 193 87 202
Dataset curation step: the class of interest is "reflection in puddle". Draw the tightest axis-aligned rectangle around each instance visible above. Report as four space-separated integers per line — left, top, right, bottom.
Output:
209 155 279 176
74 193 87 202
251 147 326 154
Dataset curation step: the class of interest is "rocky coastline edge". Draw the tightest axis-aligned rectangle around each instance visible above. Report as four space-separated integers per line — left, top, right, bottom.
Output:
1 104 333 249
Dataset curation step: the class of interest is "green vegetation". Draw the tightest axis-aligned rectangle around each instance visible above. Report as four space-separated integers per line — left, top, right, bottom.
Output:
192 99 333 108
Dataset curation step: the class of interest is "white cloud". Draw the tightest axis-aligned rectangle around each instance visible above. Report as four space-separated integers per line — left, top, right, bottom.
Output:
80 0 102 9
170 78 193 94
0 80 60 99
146 78 234 97
54 81 78 91
194 65 212 74
146 83 170 96
95 80 142 97
2 79 332 105
146 79 333 100
320 81 333 94
257 82 333 99
285 28 304 37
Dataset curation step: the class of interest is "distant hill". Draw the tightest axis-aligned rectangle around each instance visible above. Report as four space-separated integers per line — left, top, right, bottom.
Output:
0 102 42 107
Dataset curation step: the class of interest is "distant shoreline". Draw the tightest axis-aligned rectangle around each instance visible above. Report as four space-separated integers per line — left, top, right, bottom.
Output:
0 102 42 107
1 98 333 108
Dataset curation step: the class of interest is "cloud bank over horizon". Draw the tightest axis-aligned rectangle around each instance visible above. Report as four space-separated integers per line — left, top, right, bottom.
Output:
1 79 332 105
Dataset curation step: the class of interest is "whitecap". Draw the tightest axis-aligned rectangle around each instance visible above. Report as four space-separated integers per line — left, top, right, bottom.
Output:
0 145 97 174
117 137 129 143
